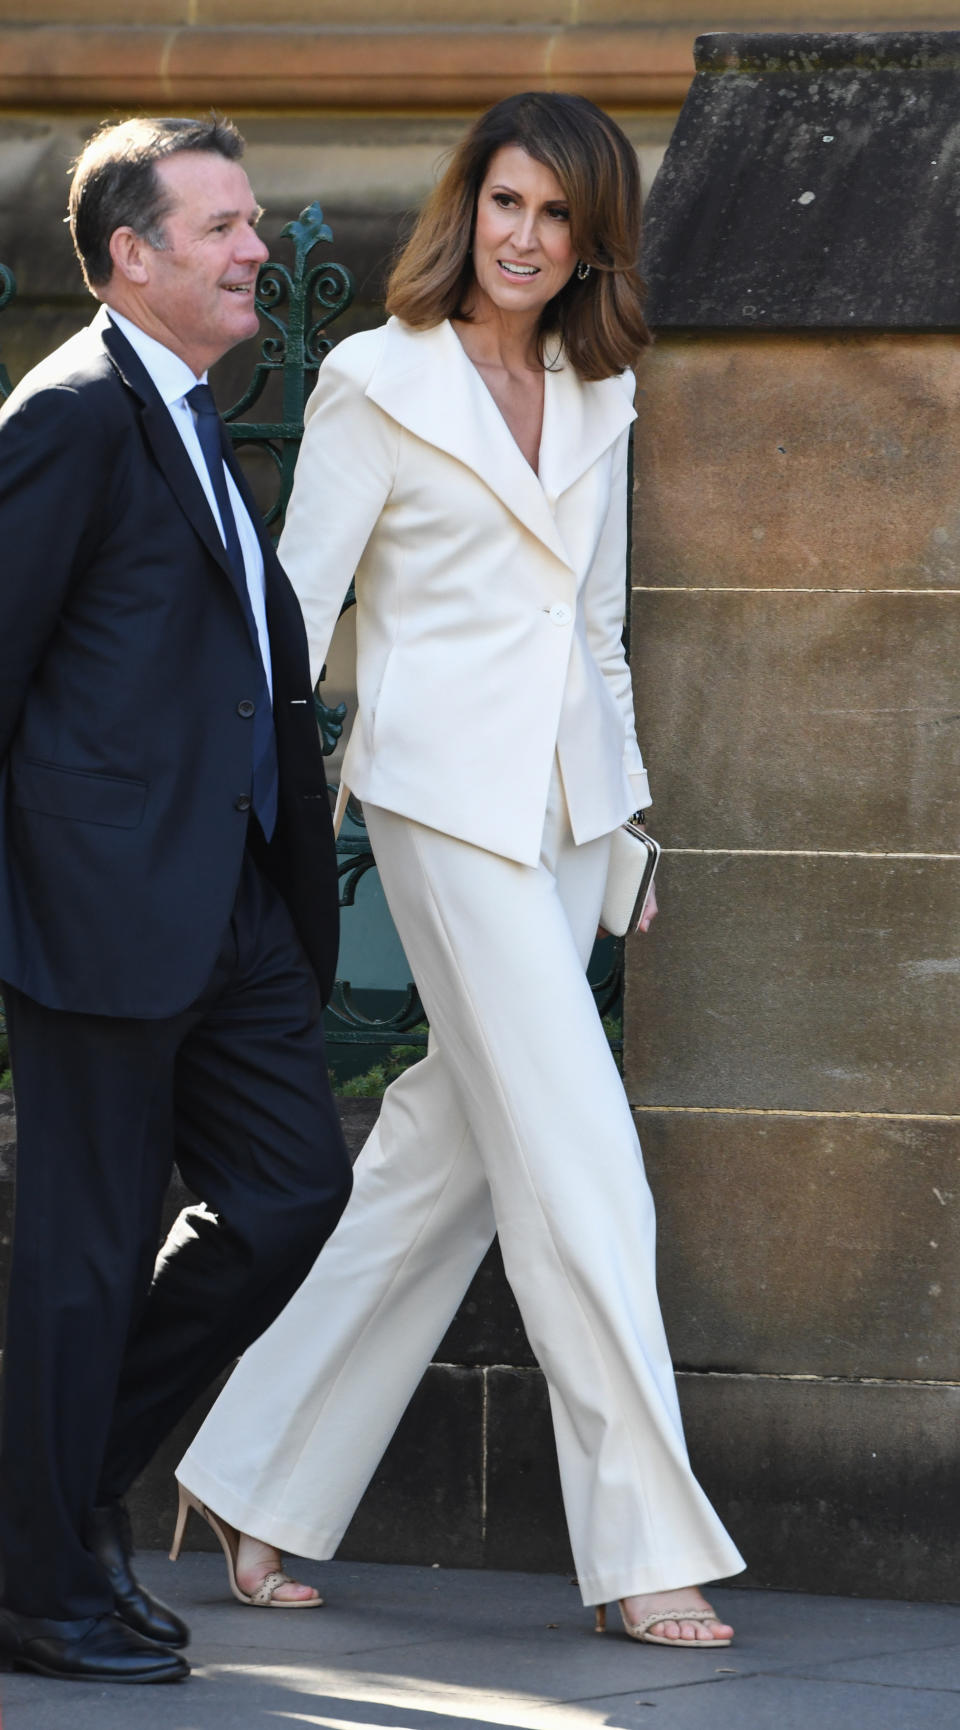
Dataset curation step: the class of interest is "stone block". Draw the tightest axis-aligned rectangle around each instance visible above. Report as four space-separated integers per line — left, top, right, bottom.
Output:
8 1 960 22
338 1363 485 1569
483 1366 572 1575
643 32 960 329
677 1371 960 1600
632 334 960 592
131 1361 960 1601
638 1108 960 1380
435 1242 534 1369
624 852 960 1114
630 588 960 852
134 1362 489 1567
0 20 691 112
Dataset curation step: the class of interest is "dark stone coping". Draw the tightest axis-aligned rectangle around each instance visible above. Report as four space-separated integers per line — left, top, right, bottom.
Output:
695 31 960 74
644 30 960 331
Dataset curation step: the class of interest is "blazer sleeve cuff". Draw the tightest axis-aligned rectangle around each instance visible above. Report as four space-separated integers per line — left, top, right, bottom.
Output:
628 769 652 811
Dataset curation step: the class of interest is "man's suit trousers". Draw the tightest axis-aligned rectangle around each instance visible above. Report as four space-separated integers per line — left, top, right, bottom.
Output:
178 771 744 1603
0 850 352 1620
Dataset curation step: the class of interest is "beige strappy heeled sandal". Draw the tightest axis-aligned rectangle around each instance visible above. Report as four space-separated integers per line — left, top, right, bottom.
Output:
170 1486 323 1608
594 1601 733 1647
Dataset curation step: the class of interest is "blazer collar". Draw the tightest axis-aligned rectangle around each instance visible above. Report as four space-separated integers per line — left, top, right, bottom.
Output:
538 344 637 504
364 318 636 568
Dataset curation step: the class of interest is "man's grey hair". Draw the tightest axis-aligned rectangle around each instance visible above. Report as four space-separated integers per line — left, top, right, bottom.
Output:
68 115 245 291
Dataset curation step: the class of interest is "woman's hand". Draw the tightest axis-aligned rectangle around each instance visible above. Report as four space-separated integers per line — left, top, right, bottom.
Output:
636 880 658 934
596 880 659 943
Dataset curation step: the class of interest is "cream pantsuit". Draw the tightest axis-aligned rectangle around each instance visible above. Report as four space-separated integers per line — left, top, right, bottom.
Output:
178 765 744 1602
178 314 745 1600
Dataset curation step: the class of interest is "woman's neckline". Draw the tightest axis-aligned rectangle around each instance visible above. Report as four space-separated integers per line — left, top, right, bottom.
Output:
448 318 547 479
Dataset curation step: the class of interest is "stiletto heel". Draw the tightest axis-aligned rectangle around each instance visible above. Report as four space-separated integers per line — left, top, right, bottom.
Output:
169 1487 190 1562
590 1596 732 1648
169 1485 322 1608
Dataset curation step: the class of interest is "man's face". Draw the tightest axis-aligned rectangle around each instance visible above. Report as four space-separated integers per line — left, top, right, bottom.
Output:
121 151 269 376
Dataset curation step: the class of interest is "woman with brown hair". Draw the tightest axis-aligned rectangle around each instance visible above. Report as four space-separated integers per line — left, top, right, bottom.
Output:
174 91 745 1644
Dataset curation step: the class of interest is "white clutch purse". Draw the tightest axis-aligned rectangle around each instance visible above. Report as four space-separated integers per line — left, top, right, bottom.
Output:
600 818 661 937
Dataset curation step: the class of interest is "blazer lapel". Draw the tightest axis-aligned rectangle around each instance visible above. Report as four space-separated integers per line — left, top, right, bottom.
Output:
99 315 236 586
537 353 637 503
365 318 572 568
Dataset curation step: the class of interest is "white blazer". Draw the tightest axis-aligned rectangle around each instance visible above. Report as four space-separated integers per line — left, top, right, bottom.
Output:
279 316 651 867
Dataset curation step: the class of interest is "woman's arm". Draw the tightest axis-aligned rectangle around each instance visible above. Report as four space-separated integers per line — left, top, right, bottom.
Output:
279 336 399 689
583 422 652 812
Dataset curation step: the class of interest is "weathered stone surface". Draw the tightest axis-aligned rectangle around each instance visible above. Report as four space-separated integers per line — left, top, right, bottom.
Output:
7 1 960 22
645 31 960 328
624 853 960 1115
484 1367 571 1575
132 1363 488 1566
338 1364 485 1569
129 1360 960 1600
632 334 960 594
0 23 688 125
639 1109 960 1380
436 1242 534 1369
677 1371 960 1600
630 587 960 852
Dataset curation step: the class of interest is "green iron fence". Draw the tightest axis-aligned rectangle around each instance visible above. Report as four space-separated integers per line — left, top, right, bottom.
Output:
0 206 624 1085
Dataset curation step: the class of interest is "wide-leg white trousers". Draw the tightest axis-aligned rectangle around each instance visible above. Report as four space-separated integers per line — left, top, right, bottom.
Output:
178 768 744 1604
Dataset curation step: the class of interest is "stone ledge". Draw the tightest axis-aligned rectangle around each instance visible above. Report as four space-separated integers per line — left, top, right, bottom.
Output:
0 24 693 111
128 1362 960 1599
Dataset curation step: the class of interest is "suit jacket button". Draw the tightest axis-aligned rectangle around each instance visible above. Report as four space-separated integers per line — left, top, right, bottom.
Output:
235 795 252 812
237 699 256 718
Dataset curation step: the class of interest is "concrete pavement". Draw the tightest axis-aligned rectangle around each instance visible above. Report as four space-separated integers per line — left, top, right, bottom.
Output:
1 1554 959 1729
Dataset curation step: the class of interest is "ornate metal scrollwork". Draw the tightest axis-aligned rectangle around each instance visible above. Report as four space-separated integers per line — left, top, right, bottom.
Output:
222 206 356 756
0 264 17 402
315 691 347 757
221 205 357 754
223 203 355 531
326 837 427 1046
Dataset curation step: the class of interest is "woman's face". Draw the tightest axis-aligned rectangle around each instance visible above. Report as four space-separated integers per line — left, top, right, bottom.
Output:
469 144 578 321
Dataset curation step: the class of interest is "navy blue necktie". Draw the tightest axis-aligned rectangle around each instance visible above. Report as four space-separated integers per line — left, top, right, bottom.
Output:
187 383 278 841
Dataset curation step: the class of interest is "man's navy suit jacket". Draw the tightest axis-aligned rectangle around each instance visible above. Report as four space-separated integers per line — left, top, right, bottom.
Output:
0 311 339 1017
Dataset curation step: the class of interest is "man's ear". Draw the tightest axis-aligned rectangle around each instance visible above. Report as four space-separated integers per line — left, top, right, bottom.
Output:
108 226 154 286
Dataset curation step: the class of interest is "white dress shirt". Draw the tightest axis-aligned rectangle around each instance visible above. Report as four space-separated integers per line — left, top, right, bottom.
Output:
106 307 273 697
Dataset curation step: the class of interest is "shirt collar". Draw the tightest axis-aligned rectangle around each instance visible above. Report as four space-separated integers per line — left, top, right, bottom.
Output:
105 307 207 407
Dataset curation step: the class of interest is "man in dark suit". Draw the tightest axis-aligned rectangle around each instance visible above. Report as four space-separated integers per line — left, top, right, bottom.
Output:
0 115 352 1683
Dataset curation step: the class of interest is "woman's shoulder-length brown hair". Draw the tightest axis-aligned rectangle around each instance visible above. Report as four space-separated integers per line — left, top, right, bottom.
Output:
386 91 652 383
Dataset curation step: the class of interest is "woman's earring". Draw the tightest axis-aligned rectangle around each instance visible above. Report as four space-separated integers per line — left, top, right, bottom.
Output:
576 260 591 281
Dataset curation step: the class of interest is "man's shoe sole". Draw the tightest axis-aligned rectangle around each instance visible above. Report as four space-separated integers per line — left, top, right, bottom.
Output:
0 1653 189 1683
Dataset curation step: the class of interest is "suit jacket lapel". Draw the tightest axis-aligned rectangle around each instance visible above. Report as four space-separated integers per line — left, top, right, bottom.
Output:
99 316 236 587
365 318 573 568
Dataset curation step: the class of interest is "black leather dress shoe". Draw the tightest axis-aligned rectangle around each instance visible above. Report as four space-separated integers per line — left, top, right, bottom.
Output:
89 1500 190 1648
0 1607 189 1683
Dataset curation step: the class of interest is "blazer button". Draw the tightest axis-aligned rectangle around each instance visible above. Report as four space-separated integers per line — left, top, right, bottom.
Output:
548 602 572 626
234 795 252 812
237 699 256 718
